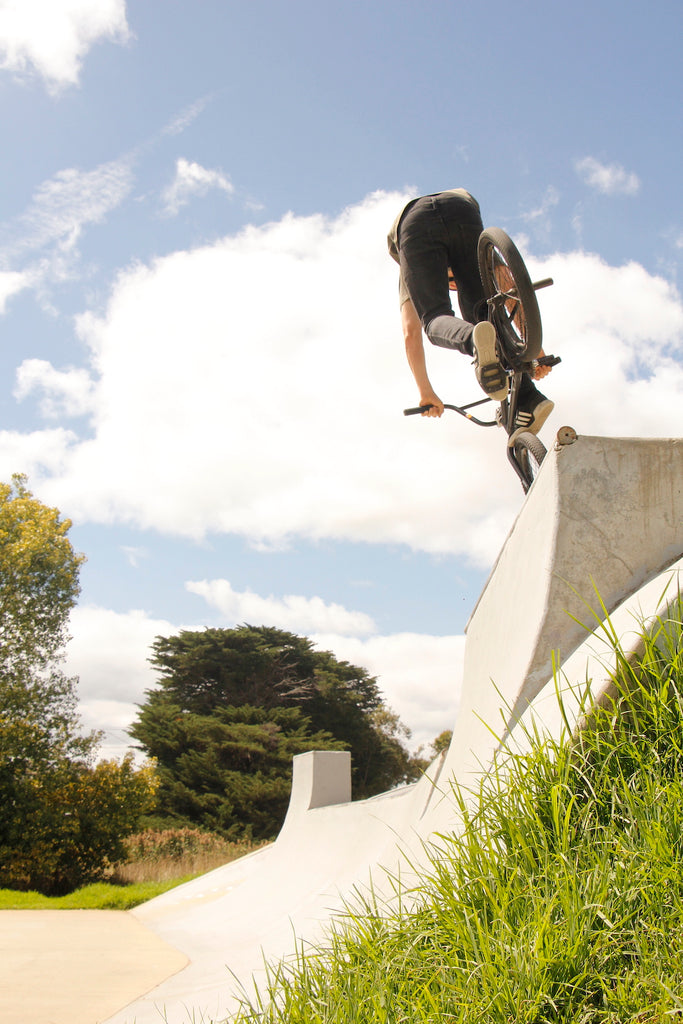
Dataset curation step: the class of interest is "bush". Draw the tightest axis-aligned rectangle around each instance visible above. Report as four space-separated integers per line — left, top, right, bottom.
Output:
0 755 157 895
111 827 265 884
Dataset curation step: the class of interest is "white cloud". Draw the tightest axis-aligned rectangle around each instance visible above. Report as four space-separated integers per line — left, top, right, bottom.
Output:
68 605 172 704
3 191 526 561
312 631 465 752
0 269 31 313
0 156 134 309
0 426 77 479
161 158 234 216
575 156 641 196
518 187 561 246
65 603 463 760
121 545 148 568
161 98 212 138
521 186 560 223
10 159 134 258
14 358 95 418
524 250 683 439
186 579 377 636
0 0 130 91
66 605 176 759
1 191 681 568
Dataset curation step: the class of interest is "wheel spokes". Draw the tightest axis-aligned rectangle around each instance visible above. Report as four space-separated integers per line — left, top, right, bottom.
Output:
492 254 527 344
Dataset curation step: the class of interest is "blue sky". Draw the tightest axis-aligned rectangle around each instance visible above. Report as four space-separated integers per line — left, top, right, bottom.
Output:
0 0 681 758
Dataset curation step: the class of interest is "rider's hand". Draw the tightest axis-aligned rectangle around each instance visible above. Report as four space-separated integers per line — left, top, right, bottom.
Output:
419 389 444 417
532 350 553 381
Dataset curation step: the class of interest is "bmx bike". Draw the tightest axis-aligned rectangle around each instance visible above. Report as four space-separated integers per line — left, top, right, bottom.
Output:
404 227 570 493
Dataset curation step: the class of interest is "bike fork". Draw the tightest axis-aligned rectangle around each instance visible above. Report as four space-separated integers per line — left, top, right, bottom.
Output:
501 372 535 492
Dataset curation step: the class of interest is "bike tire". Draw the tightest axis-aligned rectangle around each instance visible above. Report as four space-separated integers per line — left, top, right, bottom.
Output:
478 227 542 365
513 431 547 491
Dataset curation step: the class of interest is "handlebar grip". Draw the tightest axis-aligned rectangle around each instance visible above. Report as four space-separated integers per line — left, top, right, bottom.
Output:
403 405 434 416
537 354 561 367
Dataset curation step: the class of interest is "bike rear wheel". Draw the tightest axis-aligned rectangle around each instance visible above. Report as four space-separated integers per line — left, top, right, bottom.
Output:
478 227 542 366
512 430 547 492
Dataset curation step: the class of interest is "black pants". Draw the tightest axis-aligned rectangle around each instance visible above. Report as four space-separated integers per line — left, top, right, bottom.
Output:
398 193 486 356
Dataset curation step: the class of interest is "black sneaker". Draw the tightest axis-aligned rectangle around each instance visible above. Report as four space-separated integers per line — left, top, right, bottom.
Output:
472 322 508 401
508 391 554 446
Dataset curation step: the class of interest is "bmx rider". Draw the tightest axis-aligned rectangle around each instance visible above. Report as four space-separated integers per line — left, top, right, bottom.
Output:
388 189 553 444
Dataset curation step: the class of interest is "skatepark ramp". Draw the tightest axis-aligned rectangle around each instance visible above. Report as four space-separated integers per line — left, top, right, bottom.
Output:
423 433 683 834
94 435 682 1023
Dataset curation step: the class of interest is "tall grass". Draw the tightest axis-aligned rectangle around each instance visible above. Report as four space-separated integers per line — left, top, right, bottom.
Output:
111 828 265 885
231 602 683 1023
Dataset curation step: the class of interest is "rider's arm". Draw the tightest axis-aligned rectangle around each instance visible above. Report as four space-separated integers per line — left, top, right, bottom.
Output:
402 299 444 417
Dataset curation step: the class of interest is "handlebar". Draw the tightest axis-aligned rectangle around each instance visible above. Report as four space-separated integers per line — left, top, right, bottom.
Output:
403 400 497 426
404 403 448 416
403 353 561 418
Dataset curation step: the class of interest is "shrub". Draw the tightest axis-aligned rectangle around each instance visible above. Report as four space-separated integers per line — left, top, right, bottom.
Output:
111 827 265 884
0 755 157 895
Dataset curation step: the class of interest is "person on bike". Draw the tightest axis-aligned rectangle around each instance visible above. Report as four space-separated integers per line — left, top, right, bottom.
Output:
388 189 553 443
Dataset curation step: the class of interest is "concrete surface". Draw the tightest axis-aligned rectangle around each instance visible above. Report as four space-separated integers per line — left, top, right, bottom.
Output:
422 434 683 833
6 434 681 1024
507 555 683 760
0 910 187 1024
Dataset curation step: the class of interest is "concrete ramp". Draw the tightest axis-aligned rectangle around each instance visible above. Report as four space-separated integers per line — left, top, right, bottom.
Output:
467 435 681 722
425 434 682 829
102 434 682 1024
510 558 683 762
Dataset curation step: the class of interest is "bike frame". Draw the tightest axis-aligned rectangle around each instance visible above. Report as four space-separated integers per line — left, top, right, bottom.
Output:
500 369 539 490
423 363 547 491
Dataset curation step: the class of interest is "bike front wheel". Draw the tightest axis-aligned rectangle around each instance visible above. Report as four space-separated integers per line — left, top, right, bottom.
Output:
478 227 542 366
512 431 547 492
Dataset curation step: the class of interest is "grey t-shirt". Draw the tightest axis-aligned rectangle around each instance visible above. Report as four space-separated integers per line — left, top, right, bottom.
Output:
387 188 479 307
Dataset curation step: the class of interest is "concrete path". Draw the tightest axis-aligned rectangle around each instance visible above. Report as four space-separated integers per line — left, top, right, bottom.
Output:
0 910 187 1024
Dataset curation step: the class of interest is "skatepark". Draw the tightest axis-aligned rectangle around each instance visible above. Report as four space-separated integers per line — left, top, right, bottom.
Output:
5 433 683 1024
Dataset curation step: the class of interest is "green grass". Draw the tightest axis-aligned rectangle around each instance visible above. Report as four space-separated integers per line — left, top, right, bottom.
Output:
229 600 683 1023
0 833 267 909
0 875 198 910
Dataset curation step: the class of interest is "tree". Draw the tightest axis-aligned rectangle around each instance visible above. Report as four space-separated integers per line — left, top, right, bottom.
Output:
0 474 84 679
430 730 452 757
0 475 94 770
0 755 157 895
131 625 424 839
0 475 156 893
137 702 344 839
